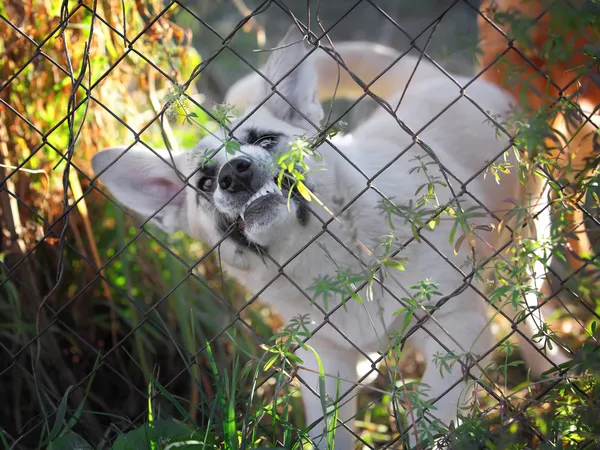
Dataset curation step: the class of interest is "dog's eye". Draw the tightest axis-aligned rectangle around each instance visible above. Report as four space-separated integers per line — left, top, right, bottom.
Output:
254 135 279 149
198 176 214 192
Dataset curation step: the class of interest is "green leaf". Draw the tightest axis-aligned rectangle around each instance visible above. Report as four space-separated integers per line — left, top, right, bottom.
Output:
285 353 304 364
382 259 405 271
225 140 241 154
0 427 10 450
133 358 193 422
488 285 513 304
411 223 421 241
296 181 312 202
449 220 458 244
42 386 73 447
264 355 279 371
301 344 336 445
112 420 204 450
225 388 237 450
48 432 93 450
401 310 415 335
147 382 156 450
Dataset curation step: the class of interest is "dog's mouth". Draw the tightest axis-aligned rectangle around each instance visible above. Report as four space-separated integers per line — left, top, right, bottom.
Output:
223 176 311 254
239 180 283 222
234 175 310 236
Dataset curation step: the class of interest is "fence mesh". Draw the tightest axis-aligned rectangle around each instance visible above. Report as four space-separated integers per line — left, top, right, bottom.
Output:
1 0 599 449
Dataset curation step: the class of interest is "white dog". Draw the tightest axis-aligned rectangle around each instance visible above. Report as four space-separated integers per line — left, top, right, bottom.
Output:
92 26 567 449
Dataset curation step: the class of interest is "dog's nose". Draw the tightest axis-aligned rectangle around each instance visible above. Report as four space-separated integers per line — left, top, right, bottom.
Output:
218 156 253 193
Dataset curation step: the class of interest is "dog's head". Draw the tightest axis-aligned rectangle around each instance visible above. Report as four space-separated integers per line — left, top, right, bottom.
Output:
92 27 324 270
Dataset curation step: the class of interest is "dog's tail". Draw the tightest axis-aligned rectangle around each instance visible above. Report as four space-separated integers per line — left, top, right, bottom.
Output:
225 41 441 109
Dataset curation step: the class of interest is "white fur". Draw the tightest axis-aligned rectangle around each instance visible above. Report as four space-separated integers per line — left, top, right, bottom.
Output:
92 27 568 449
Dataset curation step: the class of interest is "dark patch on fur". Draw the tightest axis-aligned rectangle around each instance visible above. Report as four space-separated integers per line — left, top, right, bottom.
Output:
296 199 310 226
243 128 283 151
332 195 345 206
196 163 217 206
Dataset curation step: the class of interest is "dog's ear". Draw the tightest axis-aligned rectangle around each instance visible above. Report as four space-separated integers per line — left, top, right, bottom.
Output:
261 26 323 129
91 147 188 233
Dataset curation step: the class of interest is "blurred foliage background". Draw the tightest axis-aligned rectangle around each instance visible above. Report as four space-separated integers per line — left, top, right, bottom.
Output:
1 0 599 449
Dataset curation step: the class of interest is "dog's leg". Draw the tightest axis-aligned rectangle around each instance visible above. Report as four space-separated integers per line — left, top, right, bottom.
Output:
403 308 490 449
512 175 571 377
295 338 360 450
549 109 599 273
515 277 571 377
514 99 600 377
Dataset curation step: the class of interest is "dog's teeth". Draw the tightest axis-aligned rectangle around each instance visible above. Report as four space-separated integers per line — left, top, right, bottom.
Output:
241 181 284 215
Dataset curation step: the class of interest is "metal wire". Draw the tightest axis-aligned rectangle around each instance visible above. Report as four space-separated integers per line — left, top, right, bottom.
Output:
1 0 598 448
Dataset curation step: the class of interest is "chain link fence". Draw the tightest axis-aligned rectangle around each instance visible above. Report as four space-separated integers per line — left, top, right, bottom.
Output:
1 0 599 449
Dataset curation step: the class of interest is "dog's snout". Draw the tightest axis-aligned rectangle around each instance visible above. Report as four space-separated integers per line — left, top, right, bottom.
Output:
218 156 253 193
